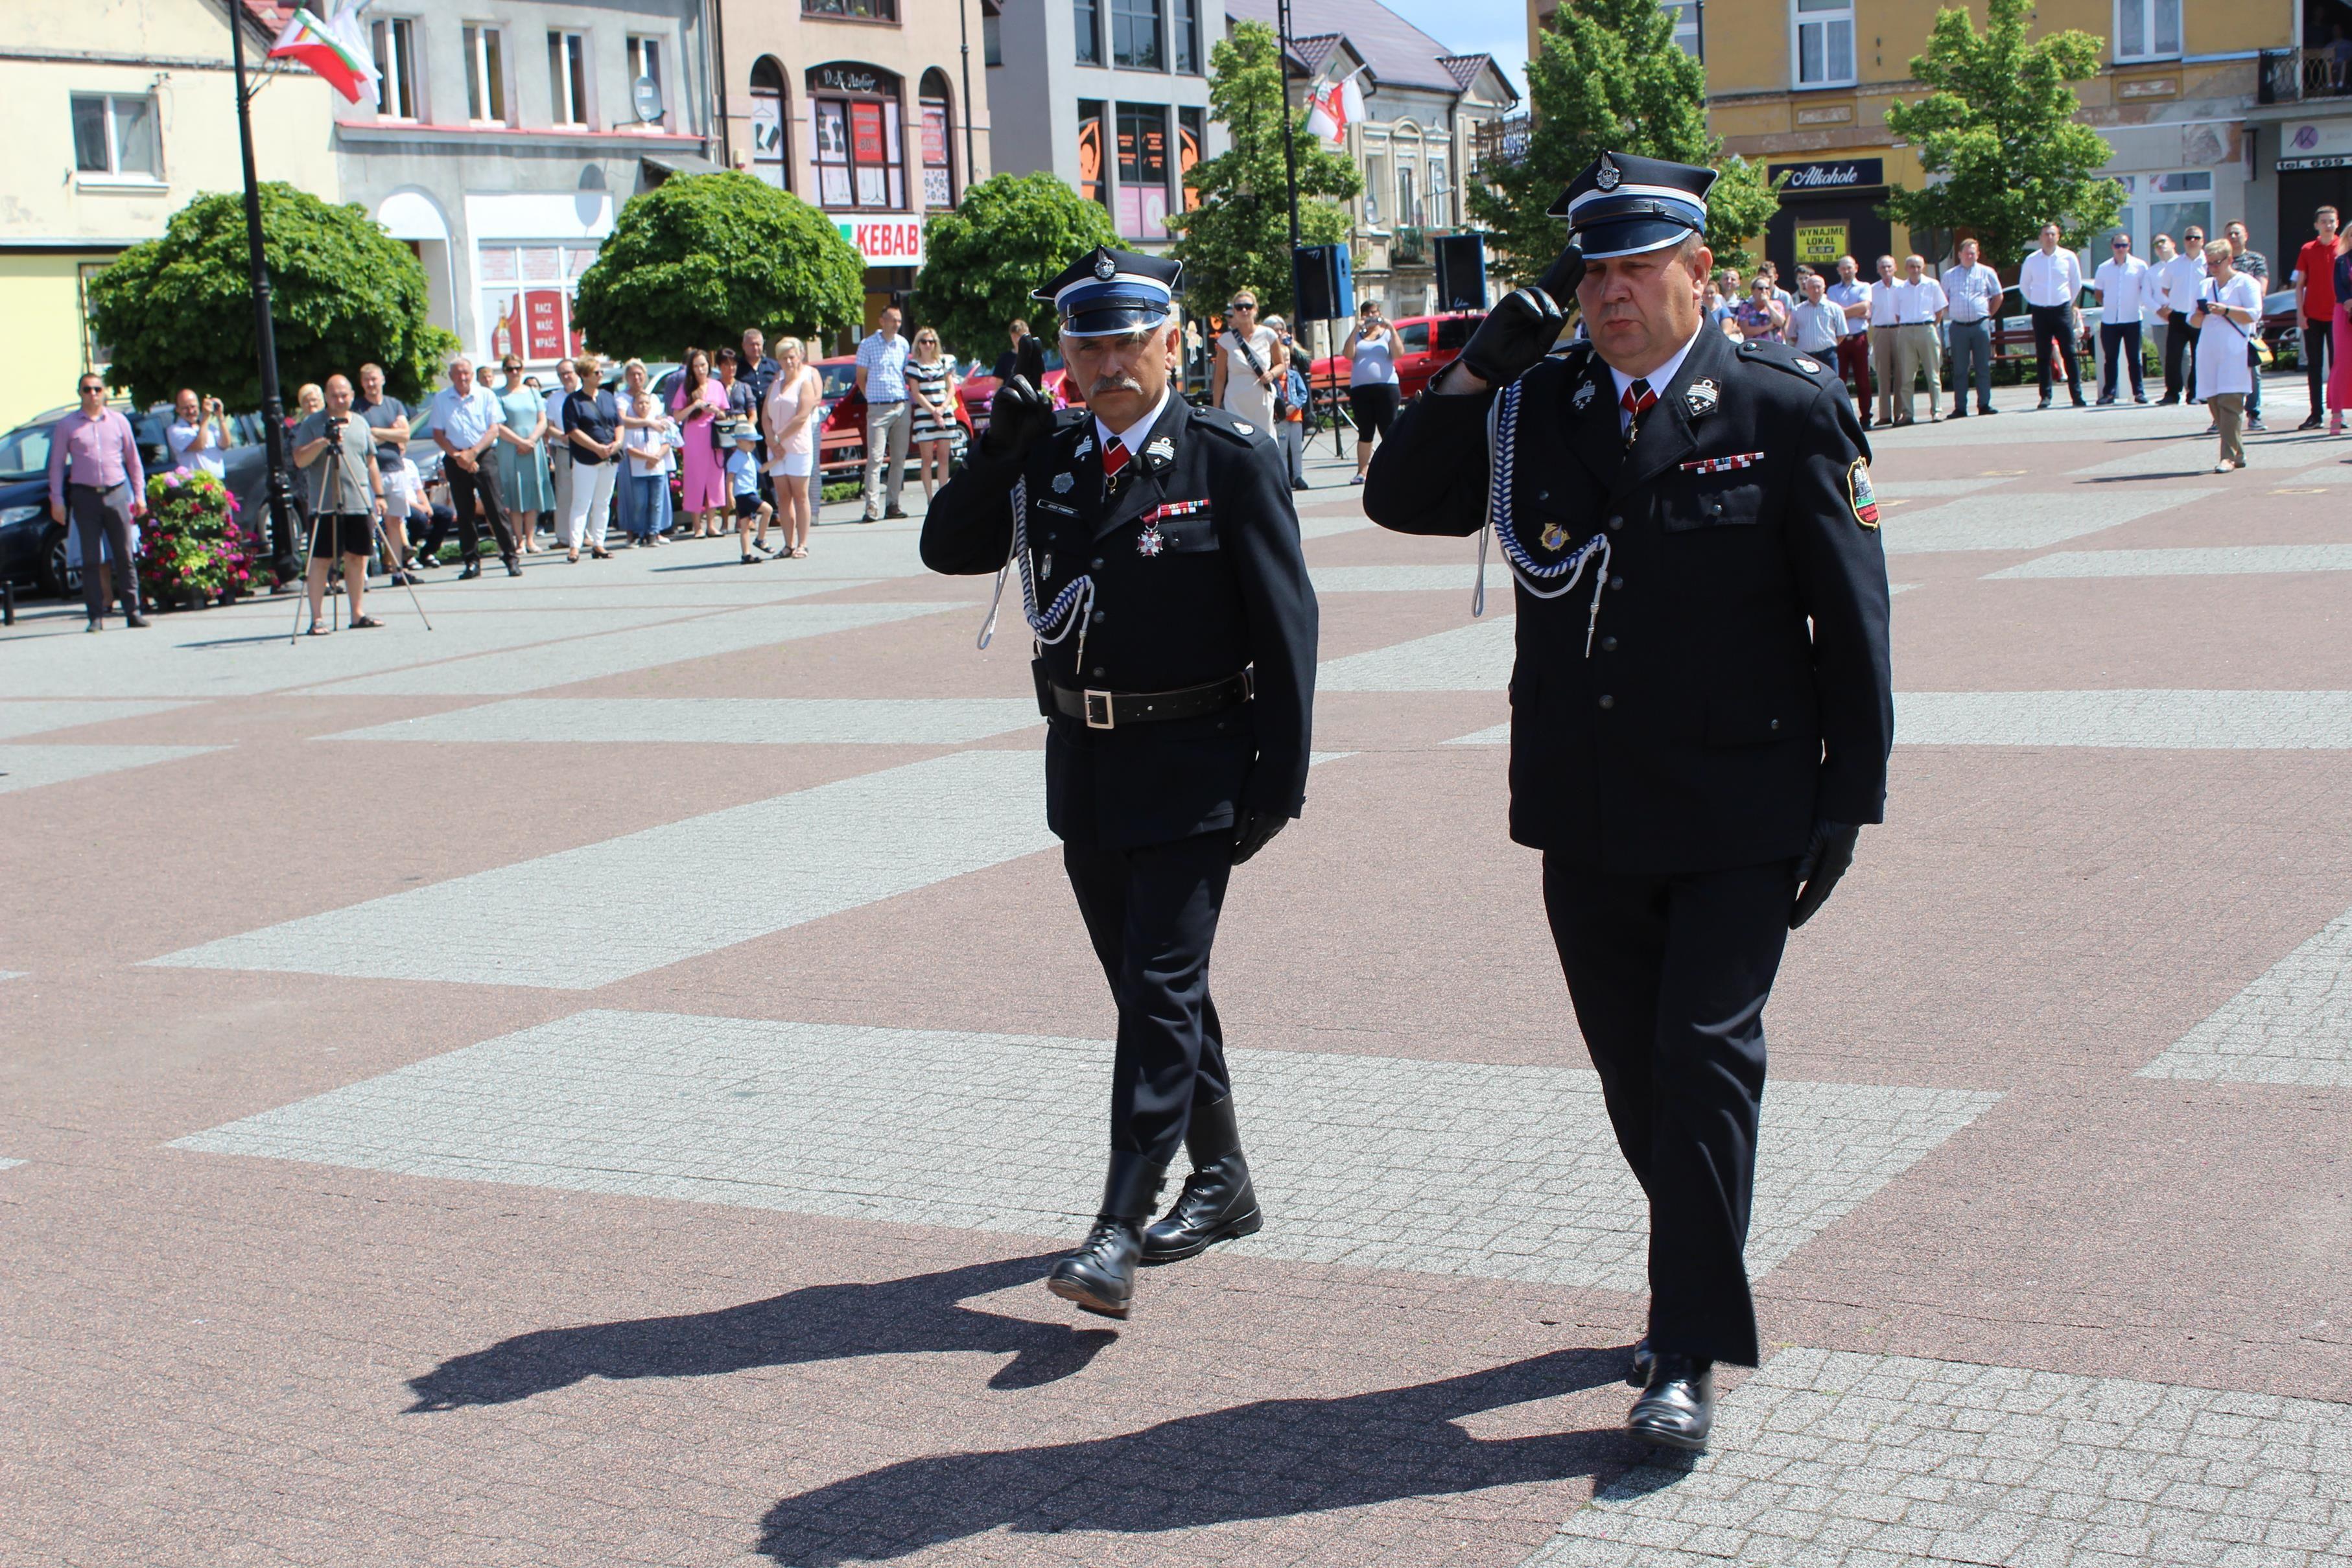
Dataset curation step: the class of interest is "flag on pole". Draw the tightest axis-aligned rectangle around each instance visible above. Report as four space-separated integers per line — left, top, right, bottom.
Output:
268 2 379 104
1304 69 1367 150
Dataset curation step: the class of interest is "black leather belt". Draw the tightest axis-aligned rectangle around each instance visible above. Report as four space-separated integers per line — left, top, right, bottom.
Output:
1044 669 1252 730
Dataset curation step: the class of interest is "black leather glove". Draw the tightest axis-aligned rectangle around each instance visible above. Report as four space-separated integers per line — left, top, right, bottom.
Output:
1536 242 1587 303
1454 275 1571 388
1789 821 1860 930
1231 811 1289 866
982 374 1055 462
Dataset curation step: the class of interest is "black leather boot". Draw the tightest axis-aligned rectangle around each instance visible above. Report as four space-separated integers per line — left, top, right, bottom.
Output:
1046 1153 1163 1319
1142 1095 1263 1263
1627 1353 1714 1451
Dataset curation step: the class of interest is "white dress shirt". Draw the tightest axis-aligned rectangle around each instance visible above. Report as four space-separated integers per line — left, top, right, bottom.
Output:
1094 382 1173 457
2093 255 2152 322
1825 279 1872 336
1607 329 1703 435
1866 280 1901 327
1941 262 2004 323
2157 252 2209 318
1894 277 1948 324
2019 246 2085 309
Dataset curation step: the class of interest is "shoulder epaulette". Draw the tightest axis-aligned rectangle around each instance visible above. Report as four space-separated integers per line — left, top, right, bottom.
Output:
1736 338 1834 382
1190 404 1270 444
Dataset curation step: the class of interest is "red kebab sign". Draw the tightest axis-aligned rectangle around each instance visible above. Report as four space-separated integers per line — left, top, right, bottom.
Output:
836 217 924 266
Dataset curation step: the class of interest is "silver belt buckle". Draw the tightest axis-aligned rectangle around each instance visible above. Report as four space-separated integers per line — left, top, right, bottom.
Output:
1083 690 1114 729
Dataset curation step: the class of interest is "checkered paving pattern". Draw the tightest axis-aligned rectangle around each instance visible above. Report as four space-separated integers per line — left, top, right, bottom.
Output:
177 1009 1995 1290
1529 1348 2352 1567
7 401 2352 1566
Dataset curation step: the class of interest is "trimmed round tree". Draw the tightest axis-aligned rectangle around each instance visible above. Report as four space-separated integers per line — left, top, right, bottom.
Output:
86 181 445 407
572 172 864 360
912 172 1120 366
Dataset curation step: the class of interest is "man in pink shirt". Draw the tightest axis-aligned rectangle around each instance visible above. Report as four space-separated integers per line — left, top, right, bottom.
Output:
45 373 149 630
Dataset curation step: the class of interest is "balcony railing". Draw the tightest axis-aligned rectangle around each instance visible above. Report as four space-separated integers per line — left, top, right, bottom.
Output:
1394 224 1428 264
2259 45 2352 103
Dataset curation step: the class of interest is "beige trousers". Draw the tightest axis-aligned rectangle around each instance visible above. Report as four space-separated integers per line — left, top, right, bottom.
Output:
1893 323 1942 423
1869 325 1901 425
2209 391 2246 467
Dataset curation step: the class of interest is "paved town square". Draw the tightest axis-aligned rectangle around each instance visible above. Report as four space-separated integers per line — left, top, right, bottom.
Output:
5 398 2352 1567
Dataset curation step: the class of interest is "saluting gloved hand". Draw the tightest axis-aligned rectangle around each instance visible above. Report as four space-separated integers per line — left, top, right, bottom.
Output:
1451 244 1581 390
982 374 1055 462
1789 821 1861 930
1231 811 1289 866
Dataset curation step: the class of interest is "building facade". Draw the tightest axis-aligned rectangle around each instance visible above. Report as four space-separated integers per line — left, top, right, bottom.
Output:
332 0 717 373
1531 0 2294 281
985 0 1213 255
723 0 992 328
0 0 339 430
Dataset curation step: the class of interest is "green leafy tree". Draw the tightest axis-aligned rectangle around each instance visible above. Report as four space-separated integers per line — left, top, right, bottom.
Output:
86 182 449 408
1468 0 1780 281
1167 19 1361 320
572 171 864 358
913 172 1120 364
1883 0 2120 264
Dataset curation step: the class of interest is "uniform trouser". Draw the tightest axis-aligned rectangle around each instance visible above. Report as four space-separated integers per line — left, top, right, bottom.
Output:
1947 320 1993 411
1542 855 1793 1368
2209 391 2246 466
68 482 141 618
2099 321 2146 400
2030 305 2082 401
1894 323 1941 421
1868 325 1901 425
441 460 518 562
561 460 617 549
1834 334 1874 420
2163 317 2197 401
2308 316 2334 417
863 400 910 517
1063 830 1235 1177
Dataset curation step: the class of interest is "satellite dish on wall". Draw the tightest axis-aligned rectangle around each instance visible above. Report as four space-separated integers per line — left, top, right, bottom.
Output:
632 75 664 126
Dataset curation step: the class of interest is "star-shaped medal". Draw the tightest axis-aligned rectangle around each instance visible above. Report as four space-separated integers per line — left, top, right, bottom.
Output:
1136 523 1166 557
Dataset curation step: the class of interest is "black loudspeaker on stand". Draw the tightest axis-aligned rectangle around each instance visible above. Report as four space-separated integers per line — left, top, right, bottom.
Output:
1291 244 1356 457
1433 232 1488 314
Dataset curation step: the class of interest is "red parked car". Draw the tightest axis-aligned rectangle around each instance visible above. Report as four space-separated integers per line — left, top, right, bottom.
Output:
814 355 976 479
1306 312 1487 404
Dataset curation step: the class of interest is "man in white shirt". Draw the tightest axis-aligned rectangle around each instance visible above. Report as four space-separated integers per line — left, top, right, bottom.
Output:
1826 255 1876 427
2092 233 2152 404
2143 234 2178 391
2154 224 2209 404
426 356 519 578
1890 254 1949 425
1940 238 2004 417
2019 221 2087 408
1867 254 1902 428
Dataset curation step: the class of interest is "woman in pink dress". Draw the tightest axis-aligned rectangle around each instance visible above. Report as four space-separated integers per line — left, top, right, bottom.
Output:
670 347 730 535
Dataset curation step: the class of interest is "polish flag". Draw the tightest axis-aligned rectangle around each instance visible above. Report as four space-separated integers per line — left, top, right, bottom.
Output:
1304 69 1366 149
269 1 379 104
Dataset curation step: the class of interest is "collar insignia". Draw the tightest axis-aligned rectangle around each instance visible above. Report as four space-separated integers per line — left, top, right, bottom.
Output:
1794 355 1823 374
1232 421 1254 436
1146 435 1175 464
1685 379 1719 416
1571 380 1597 412
1595 152 1621 191
1072 435 1094 460
1052 471 1074 493
1136 522 1167 557
1094 253 1118 280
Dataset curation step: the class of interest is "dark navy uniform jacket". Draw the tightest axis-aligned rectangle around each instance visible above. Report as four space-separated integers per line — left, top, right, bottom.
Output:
922 391 1318 850
1365 325 1893 875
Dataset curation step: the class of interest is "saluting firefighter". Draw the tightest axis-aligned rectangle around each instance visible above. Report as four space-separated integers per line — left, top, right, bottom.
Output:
921 248 1319 1320
1364 153 1894 1451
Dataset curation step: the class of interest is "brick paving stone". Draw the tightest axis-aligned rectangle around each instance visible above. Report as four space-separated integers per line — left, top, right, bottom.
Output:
323 697 1045 746
1894 690 2352 749
0 698 198 738
2138 907 2352 1086
1883 487 2216 554
1988 544 2352 579
0 742 227 795
174 1009 1994 1291
1523 1349 2352 1568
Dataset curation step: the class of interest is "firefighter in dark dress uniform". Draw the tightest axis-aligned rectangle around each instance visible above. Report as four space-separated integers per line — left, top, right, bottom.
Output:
1364 153 1894 1451
921 248 1319 1320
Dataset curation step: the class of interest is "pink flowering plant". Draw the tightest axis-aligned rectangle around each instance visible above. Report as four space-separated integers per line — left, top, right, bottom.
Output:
139 466 257 603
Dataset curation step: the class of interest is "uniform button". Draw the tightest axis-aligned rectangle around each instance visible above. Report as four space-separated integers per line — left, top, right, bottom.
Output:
1708 502 1723 515
1091 666 1105 677
1597 694 1616 710
1600 635 1618 652
1607 517 1623 532
1091 611 1106 624
1608 574 1624 591
1090 557 1104 569
1769 718 1782 731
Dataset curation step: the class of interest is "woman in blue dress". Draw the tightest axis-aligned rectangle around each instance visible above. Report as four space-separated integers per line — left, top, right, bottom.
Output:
495 355 557 554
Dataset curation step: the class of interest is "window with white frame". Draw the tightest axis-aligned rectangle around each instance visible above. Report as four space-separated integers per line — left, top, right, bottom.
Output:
2115 0 2181 60
1662 0 1700 56
1427 155 1449 226
1793 0 1853 87
626 36 664 124
548 30 591 127
70 93 161 180
463 25 505 123
371 17 419 119
1363 150 1386 226
1397 162 1418 228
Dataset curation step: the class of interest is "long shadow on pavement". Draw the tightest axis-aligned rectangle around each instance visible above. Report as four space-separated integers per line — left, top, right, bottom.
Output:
755 1344 1641 1565
405 1252 1112 1410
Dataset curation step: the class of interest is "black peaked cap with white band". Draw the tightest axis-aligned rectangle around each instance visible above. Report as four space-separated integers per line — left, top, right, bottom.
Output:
1546 150 1716 261
1034 246 1184 338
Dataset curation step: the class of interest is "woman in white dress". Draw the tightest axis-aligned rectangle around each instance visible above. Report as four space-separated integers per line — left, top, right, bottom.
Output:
1209 291 1286 432
2193 239 2264 472
764 337 823 559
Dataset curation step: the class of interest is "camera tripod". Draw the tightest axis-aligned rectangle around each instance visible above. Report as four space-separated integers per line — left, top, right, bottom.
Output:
288 425 434 643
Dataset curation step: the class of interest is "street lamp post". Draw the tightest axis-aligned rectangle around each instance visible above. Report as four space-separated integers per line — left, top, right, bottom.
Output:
228 12 297 585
